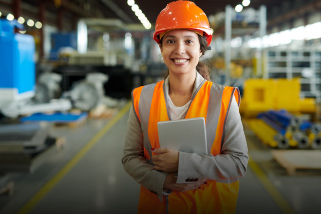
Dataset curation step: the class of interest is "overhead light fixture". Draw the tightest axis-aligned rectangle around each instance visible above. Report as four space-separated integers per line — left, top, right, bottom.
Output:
235 4 243 12
35 21 42 29
0 12 2 17
127 1 151 30
19 30 26 34
132 4 139 12
27 19 34 27
135 9 142 17
127 0 134 6
242 0 250 7
138 14 145 20
18 17 25 24
7 13 14 21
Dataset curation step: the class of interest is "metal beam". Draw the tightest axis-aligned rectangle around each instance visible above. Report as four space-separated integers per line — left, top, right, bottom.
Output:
57 7 63 31
268 0 321 27
13 0 21 18
225 5 232 86
100 0 133 23
39 1 45 60
48 0 102 18
60 1 95 18
260 5 267 79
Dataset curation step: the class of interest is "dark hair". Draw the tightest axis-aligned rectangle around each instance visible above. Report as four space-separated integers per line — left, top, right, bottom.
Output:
160 33 211 81
197 34 211 81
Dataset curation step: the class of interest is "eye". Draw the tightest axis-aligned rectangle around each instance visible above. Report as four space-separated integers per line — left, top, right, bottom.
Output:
186 40 194 44
166 39 175 44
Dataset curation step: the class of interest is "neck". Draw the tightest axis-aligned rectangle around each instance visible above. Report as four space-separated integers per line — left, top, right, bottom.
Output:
168 71 196 96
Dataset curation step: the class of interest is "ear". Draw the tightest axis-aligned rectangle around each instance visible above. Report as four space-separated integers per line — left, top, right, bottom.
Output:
199 49 203 57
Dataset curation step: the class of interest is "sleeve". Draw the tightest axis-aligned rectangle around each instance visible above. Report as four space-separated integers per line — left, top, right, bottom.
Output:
176 96 249 183
122 105 168 200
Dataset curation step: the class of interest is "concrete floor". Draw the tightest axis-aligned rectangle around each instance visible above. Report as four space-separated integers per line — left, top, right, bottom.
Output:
1 103 321 214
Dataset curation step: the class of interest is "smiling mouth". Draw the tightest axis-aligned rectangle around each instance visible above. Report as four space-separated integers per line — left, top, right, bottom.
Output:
172 59 188 63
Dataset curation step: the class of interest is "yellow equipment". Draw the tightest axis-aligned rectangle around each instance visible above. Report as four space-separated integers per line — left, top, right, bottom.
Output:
240 78 316 118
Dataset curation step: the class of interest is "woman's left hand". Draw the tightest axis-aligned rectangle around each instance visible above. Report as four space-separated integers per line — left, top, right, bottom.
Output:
152 148 179 173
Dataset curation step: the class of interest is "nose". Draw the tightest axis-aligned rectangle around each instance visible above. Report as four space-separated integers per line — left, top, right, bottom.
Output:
175 41 186 54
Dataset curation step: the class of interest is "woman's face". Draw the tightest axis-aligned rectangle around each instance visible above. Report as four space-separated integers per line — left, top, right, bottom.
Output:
160 30 202 76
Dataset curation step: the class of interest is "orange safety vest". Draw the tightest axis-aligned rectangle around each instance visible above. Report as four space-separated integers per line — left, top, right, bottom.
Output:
132 80 241 214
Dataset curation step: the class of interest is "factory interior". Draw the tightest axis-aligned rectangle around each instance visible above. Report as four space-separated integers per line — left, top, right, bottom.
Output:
0 0 321 213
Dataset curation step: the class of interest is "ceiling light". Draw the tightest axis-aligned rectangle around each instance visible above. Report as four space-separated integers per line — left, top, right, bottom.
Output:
127 0 134 6
127 1 151 30
131 4 139 12
27 19 34 27
144 23 151 30
0 12 2 17
35 21 42 29
18 17 25 24
135 9 142 17
19 30 26 34
235 4 243 13
7 13 14 21
138 14 145 20
242 0 250 7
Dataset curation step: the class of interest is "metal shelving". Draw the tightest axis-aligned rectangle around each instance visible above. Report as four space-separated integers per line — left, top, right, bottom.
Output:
265 49 321 102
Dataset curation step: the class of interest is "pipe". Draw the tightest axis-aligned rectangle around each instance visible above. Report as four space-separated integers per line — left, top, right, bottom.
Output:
311 138 321 150
292 132 309 149
273 134 290 149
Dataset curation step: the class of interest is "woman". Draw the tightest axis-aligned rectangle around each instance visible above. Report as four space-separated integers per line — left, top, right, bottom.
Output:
122 1 248 213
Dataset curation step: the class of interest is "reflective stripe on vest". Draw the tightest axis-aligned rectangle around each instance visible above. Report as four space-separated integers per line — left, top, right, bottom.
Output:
132 80 240 214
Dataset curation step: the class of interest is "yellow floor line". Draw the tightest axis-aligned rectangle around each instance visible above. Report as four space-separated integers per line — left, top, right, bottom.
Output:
248 156 295 214
18 101 132 214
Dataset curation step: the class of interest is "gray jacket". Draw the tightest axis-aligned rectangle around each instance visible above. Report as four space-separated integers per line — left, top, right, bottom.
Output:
122 76 248 200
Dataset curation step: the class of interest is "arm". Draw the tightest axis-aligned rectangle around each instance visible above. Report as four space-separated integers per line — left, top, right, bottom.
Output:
122 106 167 199
176 96 249 183
122 106 205 198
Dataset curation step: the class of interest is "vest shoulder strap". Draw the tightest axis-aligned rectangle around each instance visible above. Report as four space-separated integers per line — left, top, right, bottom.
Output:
132 86 144 122
220 86 241 149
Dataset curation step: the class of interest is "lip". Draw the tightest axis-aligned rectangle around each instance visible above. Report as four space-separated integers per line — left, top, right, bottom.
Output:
171 58 189 65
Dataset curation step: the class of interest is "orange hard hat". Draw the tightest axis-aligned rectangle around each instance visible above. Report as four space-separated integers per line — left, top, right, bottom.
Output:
153 0 213 46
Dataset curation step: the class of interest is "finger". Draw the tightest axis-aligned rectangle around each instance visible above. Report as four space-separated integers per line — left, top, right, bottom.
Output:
153 148 168 154
154 165 163 171
152 155 162 163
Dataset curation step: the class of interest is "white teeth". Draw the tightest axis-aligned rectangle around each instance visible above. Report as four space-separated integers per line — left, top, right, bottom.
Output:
174 59 187 63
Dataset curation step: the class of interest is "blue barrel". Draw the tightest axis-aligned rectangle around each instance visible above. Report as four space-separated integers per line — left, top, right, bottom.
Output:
0 19 35 95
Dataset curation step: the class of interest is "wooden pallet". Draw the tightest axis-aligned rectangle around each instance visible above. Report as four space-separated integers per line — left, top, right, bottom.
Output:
89 105 117 119
272 150 321 175
54 117 86 128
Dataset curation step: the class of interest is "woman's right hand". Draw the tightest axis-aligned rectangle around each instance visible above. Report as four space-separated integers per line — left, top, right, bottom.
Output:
163 173 206 192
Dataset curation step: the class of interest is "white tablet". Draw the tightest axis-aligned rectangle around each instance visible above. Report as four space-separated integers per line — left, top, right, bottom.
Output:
157 117 208 154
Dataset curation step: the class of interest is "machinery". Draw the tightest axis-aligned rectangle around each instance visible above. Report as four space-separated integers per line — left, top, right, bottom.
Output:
63 73 108 111
0 19 71 118
33 72 62 104
0 20 68 174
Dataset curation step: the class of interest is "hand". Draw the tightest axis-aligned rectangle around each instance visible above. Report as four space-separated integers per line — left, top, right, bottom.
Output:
152 148 179 173
163 173 207 192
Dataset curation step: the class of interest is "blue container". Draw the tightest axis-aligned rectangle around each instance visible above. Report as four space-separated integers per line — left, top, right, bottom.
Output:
49 33 77 60
0 19 35 95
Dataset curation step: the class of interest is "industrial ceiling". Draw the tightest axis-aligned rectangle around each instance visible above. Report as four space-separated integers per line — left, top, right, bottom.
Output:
0 0 320 29
51 0 318 25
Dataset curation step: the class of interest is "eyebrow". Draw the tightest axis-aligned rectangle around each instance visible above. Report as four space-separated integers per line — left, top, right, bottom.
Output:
164 35 196 39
